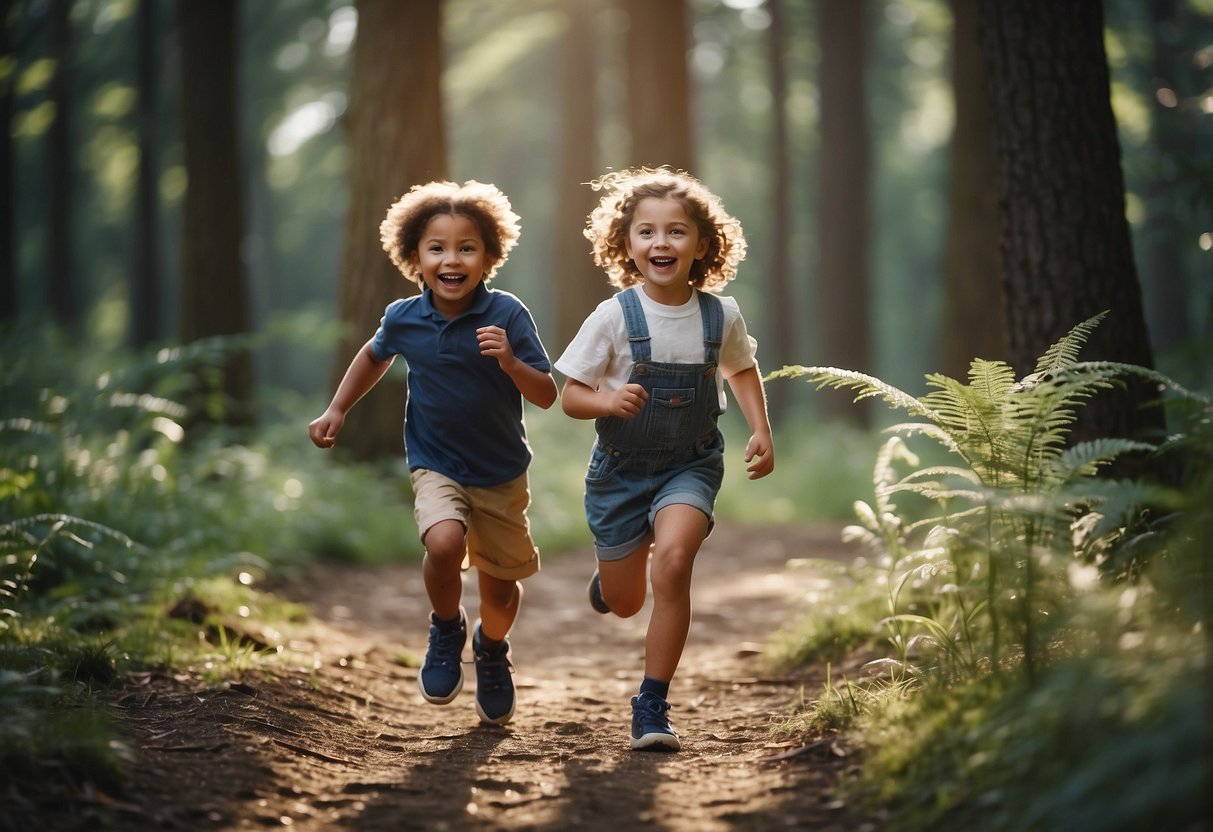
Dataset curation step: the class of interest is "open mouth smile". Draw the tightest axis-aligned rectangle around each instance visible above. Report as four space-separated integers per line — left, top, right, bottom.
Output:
438 273 468 288
650 257 676 268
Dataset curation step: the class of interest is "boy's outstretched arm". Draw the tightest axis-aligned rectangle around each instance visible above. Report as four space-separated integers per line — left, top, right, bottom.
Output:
308 340 394 448
560 377 649 420
476 325 558 409
726 365 775 479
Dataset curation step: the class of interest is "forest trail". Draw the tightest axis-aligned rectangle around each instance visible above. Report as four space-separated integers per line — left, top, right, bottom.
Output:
35 522 879 831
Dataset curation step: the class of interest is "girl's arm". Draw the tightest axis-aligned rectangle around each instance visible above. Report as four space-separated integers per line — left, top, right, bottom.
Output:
560 377 649 420
308 340 394 448
726 365 775 479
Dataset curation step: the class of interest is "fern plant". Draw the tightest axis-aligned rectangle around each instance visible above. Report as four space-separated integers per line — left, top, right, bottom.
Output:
769 313 1205 684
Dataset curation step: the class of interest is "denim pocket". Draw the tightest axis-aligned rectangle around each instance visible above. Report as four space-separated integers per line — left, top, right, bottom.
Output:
644 386 697 444
585 441 626 483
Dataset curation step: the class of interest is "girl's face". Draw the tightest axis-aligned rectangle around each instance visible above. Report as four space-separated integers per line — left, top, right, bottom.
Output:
410 213 494 317
625 197 708 305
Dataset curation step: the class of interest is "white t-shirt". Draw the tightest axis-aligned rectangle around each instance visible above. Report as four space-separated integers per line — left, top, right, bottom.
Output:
555 288 758 412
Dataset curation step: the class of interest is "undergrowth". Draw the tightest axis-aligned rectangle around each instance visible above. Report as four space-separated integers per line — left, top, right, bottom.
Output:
765 313 1210 831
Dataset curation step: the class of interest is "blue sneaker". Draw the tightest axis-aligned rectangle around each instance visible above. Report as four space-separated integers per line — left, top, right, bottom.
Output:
473 622 515 726
631 691 681 751
418 607 466 704
587 570 610 614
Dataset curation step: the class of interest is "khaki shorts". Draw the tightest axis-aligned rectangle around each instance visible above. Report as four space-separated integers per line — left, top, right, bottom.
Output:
410 468 540 581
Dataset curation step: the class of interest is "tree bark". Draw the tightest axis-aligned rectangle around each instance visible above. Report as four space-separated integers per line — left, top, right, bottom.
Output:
624 0 693 172
766 0 794 423
333 0 446 460
815 0 873 427
554 0 608 350
131 0 162 347
976 0 1164 445
178 0 254 427
0 0 14 319
48 0 76 327
940 0 1006 379
1140 0 1193 358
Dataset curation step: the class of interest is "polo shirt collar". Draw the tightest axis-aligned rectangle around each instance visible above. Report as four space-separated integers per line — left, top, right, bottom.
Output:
419 282 492 321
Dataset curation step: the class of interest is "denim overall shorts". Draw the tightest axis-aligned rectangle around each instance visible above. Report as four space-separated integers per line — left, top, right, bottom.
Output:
584 287 727 561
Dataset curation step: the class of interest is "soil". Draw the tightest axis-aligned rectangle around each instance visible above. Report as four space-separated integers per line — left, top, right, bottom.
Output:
15 522 883 831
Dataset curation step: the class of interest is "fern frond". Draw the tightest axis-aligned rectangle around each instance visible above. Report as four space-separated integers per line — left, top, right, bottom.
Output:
770 366 937 420
966 359 1018 401
899 466 983 486
1072 361 1211 405
1033 311 1107 374
884 422 962 455
1050 439 1156 483
886 482 986 503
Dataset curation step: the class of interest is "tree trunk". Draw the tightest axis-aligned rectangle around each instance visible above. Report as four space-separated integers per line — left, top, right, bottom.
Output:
624 0 693 172
1140 0 1192 358
0 0 14 319
131 0 162 347
333 0 446 460
815 0 873 427
940 0 1007 379
766 0 794 423
554 0 607 350
976 0 1165 445
48 0 77 327
178 0 254 427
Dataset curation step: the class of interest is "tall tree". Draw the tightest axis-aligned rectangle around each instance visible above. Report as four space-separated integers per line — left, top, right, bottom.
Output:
0 0 14 319
130 0 161 347
554 0 606 350
939 0 1006 378
624 0 692 171
177 0 254 426
815 0 872 427
47 0 76 327
765 0 794 422
976 0 1165 444
1140 0 1195 359
332 0 446 459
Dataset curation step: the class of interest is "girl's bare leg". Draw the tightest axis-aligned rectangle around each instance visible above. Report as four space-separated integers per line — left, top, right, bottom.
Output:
598 534 654 618
643 505 709 682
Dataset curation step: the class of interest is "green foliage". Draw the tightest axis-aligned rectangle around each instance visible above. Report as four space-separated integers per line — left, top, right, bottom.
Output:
0 320 422 796
769 313 1204 680
767 314 1210 828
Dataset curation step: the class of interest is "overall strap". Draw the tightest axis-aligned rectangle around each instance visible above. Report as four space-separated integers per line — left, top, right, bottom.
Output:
697 290 724 364
616 287 652 363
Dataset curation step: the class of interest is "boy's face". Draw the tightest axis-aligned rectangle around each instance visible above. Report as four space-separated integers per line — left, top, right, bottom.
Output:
625 197 708 305
410 213 495 317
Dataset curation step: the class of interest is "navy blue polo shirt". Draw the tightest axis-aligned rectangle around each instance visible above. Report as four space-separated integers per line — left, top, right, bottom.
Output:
370 283 551 487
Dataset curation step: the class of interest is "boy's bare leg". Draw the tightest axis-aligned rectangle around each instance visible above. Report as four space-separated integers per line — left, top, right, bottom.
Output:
477 572 522 641
422 519 466 621
643 504 709 682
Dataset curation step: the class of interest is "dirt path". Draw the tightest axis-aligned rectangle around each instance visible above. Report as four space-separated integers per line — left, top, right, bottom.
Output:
37 522 878 831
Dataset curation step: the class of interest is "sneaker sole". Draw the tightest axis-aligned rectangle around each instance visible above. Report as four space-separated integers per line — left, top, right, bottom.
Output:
418 669 464 705
475 698 516 726
587 572 610 615
631 731 681 752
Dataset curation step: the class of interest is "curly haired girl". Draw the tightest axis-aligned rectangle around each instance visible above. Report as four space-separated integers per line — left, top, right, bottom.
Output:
555 167 775 751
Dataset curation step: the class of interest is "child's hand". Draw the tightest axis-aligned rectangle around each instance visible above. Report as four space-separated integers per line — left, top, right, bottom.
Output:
477 325 516 368
606 383 648 419
743 431 774 480
308 410 344 448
